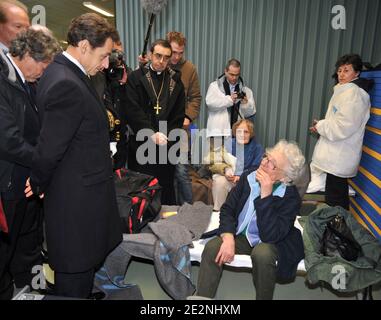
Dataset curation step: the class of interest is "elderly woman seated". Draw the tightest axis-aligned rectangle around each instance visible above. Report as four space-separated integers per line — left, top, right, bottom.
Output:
196 140 306 300
204 120 264 211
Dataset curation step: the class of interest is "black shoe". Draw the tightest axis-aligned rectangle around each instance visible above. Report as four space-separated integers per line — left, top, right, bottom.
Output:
88 291 106 300
0 278 14 300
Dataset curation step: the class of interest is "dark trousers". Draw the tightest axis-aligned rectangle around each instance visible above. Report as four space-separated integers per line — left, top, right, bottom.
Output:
0 197 43 299
174 164 193 205
197 235 279 300
54 269 95 299
325 173 349 210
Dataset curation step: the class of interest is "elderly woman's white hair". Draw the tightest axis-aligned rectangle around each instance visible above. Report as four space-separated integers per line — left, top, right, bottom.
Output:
266 140 306 184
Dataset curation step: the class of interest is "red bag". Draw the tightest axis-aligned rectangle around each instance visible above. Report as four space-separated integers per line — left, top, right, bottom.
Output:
114 169 162 234
0 198 9 233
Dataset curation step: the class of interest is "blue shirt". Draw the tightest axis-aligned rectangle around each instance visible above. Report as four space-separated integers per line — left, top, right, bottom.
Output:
0 42 8 54
229 83 236 94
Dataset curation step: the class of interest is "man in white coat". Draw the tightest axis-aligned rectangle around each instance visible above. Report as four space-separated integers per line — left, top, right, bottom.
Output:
206 59 256 143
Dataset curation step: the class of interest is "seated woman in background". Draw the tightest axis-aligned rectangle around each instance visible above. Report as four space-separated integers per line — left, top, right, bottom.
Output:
205 119 264 211
196 140 306 300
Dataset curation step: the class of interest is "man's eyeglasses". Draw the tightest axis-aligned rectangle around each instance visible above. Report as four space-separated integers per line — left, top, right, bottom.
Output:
261 153 278 171
153 52 171 62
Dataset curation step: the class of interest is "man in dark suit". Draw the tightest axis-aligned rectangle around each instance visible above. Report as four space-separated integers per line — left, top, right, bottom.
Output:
0 29 61 300
25 13 122 299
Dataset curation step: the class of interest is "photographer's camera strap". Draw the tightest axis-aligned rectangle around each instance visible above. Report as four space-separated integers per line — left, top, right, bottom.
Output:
222 78 245 127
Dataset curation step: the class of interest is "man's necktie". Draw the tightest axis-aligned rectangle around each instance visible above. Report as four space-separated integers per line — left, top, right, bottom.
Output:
24 82 31 95
24 81 38 110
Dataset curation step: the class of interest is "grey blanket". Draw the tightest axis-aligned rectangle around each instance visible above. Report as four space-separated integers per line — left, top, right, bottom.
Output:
101 202 213 300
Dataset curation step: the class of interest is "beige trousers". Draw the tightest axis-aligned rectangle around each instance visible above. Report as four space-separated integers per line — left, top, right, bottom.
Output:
212 174 234 211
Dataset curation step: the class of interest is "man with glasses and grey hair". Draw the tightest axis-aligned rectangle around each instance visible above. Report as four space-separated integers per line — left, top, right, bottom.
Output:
0 28 61 300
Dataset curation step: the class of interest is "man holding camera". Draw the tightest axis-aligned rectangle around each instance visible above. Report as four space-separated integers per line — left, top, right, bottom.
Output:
206 59 256 140
91 35 132 170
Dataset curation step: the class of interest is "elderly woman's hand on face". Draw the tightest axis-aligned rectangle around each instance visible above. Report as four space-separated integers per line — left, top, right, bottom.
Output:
256 167 276 199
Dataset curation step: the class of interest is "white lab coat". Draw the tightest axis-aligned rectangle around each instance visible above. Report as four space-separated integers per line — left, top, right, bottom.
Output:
311 82 370 178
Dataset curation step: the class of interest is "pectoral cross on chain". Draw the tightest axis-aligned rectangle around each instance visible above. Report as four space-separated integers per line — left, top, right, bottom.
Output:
148 72 165 116
154 103 162 115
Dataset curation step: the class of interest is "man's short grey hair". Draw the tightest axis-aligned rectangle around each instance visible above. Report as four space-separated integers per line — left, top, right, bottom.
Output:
0 0 28 23
267 139 306 184
9 28 62 62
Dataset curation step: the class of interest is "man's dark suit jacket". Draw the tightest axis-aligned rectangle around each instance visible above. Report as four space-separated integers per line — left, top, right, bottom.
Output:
31 53 122 273
0 51 38 195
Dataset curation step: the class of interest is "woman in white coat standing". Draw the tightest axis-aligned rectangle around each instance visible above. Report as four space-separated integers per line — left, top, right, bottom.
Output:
310 54 374 210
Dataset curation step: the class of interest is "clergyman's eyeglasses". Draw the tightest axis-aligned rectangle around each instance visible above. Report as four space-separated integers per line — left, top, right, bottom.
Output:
153 52 171 62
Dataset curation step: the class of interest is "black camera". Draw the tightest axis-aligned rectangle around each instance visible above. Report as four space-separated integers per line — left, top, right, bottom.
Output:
105 49 126 82
236 91 246 100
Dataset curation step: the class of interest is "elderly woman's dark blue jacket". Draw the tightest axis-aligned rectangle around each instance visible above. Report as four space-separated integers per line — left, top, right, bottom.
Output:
218 169 305 280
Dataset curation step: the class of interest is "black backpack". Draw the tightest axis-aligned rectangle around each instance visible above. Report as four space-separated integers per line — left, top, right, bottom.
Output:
320 214 362 261
114 169 162 234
